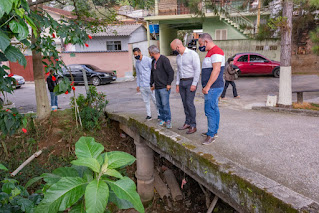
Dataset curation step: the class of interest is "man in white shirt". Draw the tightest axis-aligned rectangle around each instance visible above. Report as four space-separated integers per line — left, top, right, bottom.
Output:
170 39 201 134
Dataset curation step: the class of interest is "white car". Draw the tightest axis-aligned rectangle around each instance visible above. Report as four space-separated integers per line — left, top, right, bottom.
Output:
4 74 25 89
12 74 25 88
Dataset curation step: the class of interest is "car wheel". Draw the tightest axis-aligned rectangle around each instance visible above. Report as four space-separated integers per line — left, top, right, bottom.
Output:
92 77 101 86
273 68 280 78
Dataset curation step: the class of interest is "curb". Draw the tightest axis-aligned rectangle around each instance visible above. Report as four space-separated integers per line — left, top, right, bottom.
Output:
252 106 319 117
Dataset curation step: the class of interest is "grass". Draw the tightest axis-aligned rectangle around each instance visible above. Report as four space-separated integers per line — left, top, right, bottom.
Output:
292 102 319 111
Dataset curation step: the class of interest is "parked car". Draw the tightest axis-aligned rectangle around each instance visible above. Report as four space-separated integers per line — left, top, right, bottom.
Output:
230 53 280 77
59 64 117 86
12 74 25 88
4 74 25 89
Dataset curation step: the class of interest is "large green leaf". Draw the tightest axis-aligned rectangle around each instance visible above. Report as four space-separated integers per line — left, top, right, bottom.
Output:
25 176 43 189
0 163 8 171
75 137 104 159
106 151 136 169
71 158 101 173
52 167 79 177
72 166 94 182
104 169 123 179
9 20 28 41
108 190 134 210
4 46 27 67
0 0 13 17
0 30 10 52
35 177 87 213
69 201 85 213
24 15 37 38
85 179 109 213
106 177 144 213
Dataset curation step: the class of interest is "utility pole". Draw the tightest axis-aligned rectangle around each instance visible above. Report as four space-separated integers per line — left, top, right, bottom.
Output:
256 0 261 33
278 0 293 106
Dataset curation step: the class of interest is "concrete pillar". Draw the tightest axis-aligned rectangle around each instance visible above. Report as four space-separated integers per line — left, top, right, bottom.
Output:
278 66 292 106
155 0 159 16
134 136 154 203
159 23 177 56
147 21 150 50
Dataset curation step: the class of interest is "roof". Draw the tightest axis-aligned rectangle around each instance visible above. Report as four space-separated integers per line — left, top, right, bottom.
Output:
93 24 144 37
42 6 76 19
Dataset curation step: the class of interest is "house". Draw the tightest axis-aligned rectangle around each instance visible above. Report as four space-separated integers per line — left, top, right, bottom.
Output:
61 24 148 81
144 0 281 61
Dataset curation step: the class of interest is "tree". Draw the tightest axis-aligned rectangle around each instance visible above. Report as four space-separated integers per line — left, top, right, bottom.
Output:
278 0 293 106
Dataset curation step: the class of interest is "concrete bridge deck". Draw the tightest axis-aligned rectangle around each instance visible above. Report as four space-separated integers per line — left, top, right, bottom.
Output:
104 77 319 212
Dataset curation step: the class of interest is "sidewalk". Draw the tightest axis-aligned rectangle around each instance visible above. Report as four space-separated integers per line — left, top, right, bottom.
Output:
105 79 319 203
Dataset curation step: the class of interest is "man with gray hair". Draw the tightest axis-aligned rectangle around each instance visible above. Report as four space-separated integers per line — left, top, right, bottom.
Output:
170 39 200 134
198 33 225 145
148 45 174 129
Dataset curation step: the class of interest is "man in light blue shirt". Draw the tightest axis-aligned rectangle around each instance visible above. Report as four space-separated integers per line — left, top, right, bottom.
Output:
133 47 158 120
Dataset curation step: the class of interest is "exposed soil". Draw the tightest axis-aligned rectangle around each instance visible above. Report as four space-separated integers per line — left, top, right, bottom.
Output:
293 102 319 111
0 110 235 213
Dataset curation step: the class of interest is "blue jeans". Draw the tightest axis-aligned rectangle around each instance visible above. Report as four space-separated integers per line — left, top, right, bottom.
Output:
155 88 171 122
50 92 58 107
204 87 223 137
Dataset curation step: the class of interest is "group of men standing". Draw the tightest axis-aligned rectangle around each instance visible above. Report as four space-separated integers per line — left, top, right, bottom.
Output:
134 33 225 145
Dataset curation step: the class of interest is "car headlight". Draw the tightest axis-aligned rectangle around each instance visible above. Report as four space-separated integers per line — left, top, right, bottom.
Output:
104 73 110 77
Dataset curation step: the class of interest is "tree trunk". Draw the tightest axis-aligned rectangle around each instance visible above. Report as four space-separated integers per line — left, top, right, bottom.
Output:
30 1 51 120
278 0 293 106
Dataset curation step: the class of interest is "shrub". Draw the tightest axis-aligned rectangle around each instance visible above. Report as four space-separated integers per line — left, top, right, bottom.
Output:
71 86 108 130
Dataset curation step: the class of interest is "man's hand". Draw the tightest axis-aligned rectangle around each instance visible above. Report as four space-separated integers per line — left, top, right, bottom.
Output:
176 85 179 93
151 86 155 91
167 85 171 91
190 85 196 92
202 86 209 95
136 87 140 92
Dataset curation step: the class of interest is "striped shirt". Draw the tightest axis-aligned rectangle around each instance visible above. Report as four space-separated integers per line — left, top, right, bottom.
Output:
201 45 225 88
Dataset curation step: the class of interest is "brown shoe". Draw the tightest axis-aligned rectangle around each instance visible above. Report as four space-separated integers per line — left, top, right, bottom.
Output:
178 124 190 130
186 127 197 134
202 136 216 145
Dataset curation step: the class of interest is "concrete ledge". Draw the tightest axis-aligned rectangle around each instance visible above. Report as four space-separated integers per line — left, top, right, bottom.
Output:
252 106 319 117
107 111 318 213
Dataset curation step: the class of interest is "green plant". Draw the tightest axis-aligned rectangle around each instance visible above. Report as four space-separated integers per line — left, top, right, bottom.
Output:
71 86 108 130
27 137 144 213
0 165 43 213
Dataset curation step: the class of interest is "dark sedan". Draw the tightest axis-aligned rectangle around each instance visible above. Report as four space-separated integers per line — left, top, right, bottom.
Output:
59 64 117 86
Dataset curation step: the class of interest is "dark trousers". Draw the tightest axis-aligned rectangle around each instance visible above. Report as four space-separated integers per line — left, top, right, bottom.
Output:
179 79 196 127
221 80 238 98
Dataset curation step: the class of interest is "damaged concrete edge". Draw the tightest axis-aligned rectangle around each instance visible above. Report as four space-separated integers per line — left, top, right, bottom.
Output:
107 111 318 213
252 106 319 117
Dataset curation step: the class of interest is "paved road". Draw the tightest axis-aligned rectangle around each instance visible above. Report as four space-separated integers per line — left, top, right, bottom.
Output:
5 75 319 202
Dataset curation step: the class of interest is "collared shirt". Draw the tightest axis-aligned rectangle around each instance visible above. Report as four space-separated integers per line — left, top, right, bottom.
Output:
136 56 152 87
176 48 201 86
201 45 225 88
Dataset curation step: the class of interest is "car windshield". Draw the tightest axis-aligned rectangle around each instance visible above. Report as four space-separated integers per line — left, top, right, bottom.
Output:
84 65 100 71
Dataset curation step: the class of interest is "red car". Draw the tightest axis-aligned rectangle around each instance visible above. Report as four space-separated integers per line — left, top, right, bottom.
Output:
231 53 280 77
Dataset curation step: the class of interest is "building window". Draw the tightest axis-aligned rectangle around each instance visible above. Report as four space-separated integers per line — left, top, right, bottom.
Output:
107 41 122 50
270 46 278 50
215 29 227 40
256 46 264 51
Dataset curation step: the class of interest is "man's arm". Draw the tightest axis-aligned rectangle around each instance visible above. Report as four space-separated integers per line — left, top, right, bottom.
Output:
47 77 54 91
192 52 201 86
202 62 221 94
163 57 174 86
150 61 154 87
